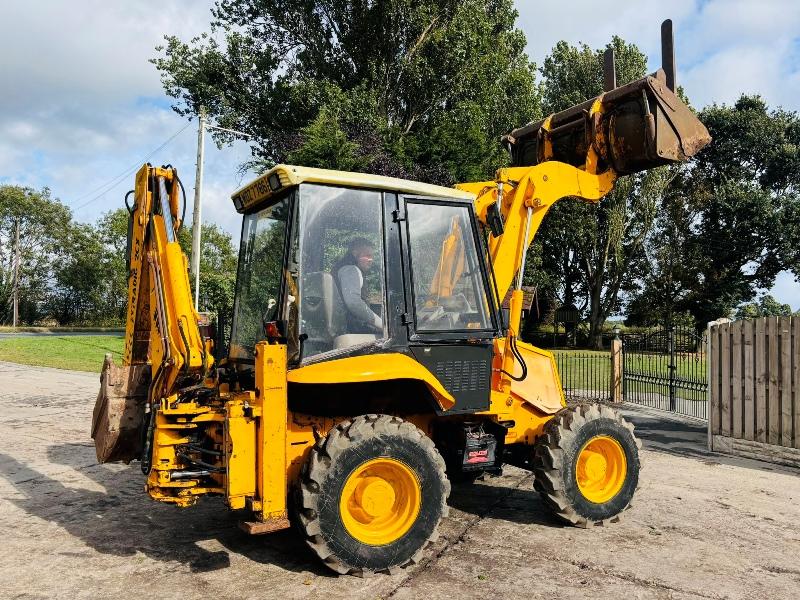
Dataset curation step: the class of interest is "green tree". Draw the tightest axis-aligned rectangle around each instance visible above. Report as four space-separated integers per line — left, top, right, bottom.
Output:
531 37 666 348
44 208 131 326
49 223 106 324
639 96 799 327
96 208 131 323
735 295 792 320
0 185 71 324
152 0 540 184
178 222 238 324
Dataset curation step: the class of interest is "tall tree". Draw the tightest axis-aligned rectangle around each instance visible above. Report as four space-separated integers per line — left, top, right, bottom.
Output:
0 185 71 324
152 0 540 184
49 223 107 324
96 208 131 323
735 295 792 320
531 37 667 348
178 222 238 325
635 95 799 327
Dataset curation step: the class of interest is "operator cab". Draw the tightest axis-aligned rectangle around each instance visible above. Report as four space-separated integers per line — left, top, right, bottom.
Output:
228 165 500 412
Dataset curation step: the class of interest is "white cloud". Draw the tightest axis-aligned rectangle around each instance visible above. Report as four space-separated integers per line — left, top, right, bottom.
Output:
0 1 797 306
516 0 800 112
0 0 255 236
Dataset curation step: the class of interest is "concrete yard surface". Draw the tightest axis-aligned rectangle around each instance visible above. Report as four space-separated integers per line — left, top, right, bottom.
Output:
1 360 798 599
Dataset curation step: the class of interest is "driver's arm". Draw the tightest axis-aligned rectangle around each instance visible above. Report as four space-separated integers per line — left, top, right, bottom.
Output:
338 265 382 331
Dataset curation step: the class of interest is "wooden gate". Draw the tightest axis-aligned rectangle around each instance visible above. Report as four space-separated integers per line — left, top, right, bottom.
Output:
708 316 800 466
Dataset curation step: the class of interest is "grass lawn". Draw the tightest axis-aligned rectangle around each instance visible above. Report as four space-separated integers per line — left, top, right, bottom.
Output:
552 349 611 392
0 336 124 372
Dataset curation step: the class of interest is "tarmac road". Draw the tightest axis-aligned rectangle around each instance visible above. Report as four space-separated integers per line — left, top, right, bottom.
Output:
0 331 123 338
1 360 798 599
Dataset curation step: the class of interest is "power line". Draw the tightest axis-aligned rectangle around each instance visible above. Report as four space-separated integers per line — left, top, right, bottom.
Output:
71 121 193 212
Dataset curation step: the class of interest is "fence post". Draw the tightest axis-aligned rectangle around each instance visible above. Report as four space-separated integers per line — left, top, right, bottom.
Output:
707 321 713 450
611 331 623 403
668 326 676 411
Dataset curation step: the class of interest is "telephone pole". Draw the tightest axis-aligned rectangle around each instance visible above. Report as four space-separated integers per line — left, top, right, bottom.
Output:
12 219 20 328
189 110 252 310
190 108 207 309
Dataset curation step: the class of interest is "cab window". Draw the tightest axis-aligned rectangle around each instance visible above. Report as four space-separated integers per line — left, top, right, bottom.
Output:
406 201 491 332
296 185 386 360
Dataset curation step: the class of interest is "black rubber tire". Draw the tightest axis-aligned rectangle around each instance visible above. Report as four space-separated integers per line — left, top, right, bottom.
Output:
533 403 641 526
297 414 450 575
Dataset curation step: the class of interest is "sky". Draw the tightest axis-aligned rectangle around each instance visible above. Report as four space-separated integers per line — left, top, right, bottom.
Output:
1 0 798 309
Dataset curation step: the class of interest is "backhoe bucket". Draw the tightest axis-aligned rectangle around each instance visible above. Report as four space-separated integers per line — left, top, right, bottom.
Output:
91 354 150 463
505 69 711 176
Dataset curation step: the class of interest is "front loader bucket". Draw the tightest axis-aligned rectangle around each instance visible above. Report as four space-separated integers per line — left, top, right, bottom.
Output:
91 354 150 464
505 20 711 175
505 70 711 176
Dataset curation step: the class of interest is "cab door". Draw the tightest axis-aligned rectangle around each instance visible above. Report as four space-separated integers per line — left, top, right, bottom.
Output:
397 196 500 415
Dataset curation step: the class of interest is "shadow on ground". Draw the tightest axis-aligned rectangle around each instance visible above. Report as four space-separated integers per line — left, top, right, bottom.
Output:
0 443 332 576
447 475 565 528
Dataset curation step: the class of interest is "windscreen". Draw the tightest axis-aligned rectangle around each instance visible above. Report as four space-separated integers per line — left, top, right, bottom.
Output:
229 196 291 360
294 184 385 360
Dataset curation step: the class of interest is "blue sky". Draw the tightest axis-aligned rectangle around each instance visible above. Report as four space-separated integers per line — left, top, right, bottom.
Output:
1 0 798 310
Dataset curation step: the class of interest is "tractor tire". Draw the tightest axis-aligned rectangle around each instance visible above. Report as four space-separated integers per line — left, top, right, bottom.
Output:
296 414 450 575
533 403 641 527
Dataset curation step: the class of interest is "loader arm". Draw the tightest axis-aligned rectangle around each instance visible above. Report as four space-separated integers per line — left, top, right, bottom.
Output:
457 21 711 394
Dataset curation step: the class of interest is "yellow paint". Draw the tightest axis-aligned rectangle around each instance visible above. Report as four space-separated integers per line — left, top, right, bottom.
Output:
492 338 565 414
339 458 421 546
225 399 257 509
288 353 456 410
146 399 226 506
232 164 474 213
576 435 627 504
457 162 616 310
124 165 210 383
477 389 554 446
255 342 288 520
428 215 466 300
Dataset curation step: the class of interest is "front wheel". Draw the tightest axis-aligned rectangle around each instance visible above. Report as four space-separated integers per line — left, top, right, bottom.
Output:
296 414 450 575
533 404 641 526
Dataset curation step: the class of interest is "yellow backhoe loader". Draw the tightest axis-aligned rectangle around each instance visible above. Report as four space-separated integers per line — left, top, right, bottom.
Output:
92 20 710 575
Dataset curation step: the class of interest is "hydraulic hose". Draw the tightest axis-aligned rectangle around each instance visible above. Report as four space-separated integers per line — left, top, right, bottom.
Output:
500 334 528 382
175 174 187 229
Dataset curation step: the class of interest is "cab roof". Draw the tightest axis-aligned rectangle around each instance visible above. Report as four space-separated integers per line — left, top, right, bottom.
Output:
231 164 475 213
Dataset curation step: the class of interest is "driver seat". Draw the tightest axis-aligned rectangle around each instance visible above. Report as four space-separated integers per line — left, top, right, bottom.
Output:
301 272 344 355
301 272 376 354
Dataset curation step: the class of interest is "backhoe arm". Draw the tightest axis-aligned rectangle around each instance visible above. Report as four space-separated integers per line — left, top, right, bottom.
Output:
124 164 209 393
92 164 211 464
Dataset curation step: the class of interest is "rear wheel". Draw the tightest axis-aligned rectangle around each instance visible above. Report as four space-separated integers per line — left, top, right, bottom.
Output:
533 404 641 526
297 414 449 575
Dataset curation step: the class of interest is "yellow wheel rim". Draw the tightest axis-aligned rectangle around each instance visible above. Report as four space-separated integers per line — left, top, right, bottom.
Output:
339 457 421 546
575 435 627 504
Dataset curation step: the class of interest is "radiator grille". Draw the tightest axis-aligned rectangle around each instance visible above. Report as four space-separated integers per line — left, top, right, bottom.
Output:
433 360 489 393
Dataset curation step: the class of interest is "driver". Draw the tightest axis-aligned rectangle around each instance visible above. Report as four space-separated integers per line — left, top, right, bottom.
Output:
333 238 383 335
